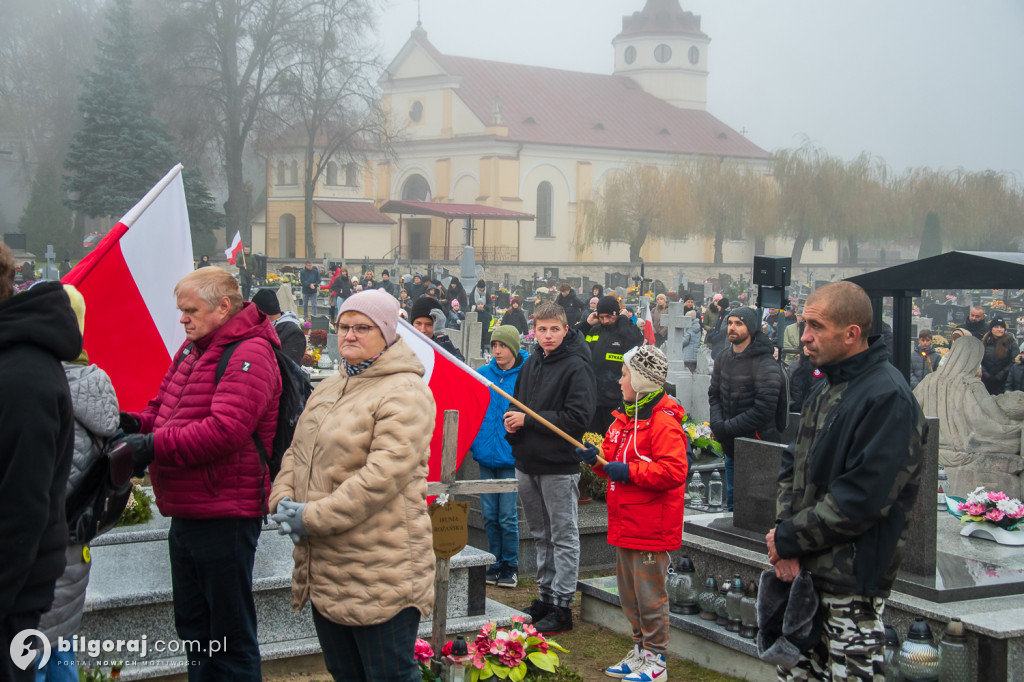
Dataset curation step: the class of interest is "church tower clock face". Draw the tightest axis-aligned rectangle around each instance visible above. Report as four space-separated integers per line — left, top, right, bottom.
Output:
624 45 637 64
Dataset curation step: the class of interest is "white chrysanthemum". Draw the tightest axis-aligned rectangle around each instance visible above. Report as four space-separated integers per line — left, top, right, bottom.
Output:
997 499 1018 513
967 487 988 505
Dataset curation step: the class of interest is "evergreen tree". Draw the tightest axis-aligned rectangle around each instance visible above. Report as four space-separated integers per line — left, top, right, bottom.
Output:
64 0 177 219
18 163 75 258
918 211 942 259
182 165 222 258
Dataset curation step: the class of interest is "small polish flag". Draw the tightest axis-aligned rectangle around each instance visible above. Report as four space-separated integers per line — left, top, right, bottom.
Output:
396 318 491 482
63 165 194 411
643 302 657 345
225 230 244 265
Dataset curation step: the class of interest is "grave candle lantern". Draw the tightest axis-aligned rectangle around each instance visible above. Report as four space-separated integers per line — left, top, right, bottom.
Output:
897 618 940 682
697 576 719 621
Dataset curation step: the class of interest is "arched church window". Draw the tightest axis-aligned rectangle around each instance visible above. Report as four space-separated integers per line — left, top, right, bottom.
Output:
345 163 358 187
289 160 298 185
654 44 672 63
536 182 553 238
401 174 431 202
276 160 285 186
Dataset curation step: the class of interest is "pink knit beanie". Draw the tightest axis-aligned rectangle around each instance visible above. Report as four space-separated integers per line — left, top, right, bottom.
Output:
339 289 400 346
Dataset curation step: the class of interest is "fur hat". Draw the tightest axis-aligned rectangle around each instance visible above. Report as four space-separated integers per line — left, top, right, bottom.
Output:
251 288 281 316
597 295 620 316
490 325 521 355
728 306 760 338
623 345 668 394
410 296 443 323
756 569 822 668
338 289 400 346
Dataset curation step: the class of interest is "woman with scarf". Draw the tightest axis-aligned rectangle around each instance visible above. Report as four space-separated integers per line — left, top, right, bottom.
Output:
270 289 435 681
982 317 1020 394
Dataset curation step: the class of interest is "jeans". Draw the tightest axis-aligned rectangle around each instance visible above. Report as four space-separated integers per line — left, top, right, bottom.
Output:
312 605 421 682
168 517 262 682
35 649 77 682
516 470 580 607
477 464 519 570
302 290 318 317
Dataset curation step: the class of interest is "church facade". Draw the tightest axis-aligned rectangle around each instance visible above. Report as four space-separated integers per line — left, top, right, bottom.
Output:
253 0 841 267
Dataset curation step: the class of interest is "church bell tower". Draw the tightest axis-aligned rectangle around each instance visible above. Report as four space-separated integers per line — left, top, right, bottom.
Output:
612 0 710 110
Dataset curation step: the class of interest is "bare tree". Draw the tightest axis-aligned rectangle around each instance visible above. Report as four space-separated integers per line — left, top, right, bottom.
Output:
277 0 387 258
772 142 844 265
688 156 776 264
580 164 695 263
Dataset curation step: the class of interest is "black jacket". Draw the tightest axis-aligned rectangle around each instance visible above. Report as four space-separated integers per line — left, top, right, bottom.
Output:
273 316 307 365
1006 355 1024 393
909 343 941 389
709 332 783 454
0 282 82 618
787 355 823 413
578 315 644 407
501 307 529 334
507 329 595 475
554 291 585 326
774 339 925 598
981 333 1019 395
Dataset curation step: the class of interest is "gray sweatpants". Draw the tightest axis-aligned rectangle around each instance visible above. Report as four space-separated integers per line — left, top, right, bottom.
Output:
516 470 581 607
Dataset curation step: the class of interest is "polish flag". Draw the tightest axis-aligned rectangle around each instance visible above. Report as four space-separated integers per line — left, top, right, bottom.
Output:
643 302 657 345
396 318 491 481
63 165 193 412
225 230 243 265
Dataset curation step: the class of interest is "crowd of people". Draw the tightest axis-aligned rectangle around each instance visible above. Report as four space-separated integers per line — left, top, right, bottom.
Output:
4 238 1016 681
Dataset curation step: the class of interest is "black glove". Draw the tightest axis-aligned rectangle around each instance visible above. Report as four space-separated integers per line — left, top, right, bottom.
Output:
710 421 725 439
604 461 630 483
575 444 599 466
119 411 141 434
117 433 155 478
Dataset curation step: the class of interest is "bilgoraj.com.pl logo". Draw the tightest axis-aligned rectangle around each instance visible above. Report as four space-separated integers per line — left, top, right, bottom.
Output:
9 629 50 670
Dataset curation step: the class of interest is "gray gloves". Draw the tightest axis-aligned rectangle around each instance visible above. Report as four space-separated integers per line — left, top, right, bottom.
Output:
271 497 308 543
430 308 447 332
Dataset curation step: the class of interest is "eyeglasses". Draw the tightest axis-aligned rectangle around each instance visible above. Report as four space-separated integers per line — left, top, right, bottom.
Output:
337 324 378 338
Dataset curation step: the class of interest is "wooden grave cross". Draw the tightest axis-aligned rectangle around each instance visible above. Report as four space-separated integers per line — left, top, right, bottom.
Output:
426 410 519 669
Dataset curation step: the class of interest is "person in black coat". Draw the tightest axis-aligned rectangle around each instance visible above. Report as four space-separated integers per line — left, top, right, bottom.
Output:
501 297 529 335
708 306 784 511
446 277 469 311
251 289 306 365
0 265 82 681
909 329 942 389
554 284 584 326
577 295 644 433
981 317 1020 395
1006 352 1024 393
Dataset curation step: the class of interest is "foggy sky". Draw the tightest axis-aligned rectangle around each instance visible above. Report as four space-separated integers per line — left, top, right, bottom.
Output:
376 0 1024 178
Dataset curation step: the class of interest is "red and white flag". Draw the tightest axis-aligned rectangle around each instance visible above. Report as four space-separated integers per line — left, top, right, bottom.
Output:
643 302 656 345
225 230 243 265
396 318 491 482
63 164 193 412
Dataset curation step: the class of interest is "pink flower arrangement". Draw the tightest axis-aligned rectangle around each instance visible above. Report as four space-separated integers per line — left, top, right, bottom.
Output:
438 617 567 680
952 487 1024 530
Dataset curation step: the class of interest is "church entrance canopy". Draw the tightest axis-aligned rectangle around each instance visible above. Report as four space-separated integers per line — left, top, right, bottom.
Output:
378 200 535 262
845 251 1024 380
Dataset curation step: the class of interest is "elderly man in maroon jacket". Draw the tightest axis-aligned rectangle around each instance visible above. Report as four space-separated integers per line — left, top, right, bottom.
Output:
117 267 281 681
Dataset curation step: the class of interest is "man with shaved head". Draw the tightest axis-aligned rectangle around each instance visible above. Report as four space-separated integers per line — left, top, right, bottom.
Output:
765 281 926 681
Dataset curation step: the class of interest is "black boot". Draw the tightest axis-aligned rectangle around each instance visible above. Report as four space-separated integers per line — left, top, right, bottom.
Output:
522 599 552 623
533 605 573 635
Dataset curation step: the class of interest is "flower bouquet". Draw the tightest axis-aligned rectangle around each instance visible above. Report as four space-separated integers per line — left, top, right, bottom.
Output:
681 415 723 456
415 639 440 682
309 329 328 348
428 617 568 681
947 487 1024 530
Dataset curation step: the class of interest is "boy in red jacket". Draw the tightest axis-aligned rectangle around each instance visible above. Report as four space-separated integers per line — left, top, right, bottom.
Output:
579 345 688 681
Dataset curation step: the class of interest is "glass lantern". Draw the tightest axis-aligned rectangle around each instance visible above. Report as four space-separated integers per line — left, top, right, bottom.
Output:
707 470 724 512
883 624 901 682
739 580 758 639
687 472 706 510
714 581 730 627
725 574 743 632
697 576 719 621
667 557 699 615
897 618 940 682
939 617 969 682
445 635 472 682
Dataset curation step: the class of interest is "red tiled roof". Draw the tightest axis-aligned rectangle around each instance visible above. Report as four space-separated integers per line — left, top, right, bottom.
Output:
314 200 394 224
414 39 767 159
378 200 534 220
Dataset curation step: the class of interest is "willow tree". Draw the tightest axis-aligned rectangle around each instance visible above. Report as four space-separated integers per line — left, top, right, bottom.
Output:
772 142 841 265
831 152 894 264
580 164 695 263
688 156 777 264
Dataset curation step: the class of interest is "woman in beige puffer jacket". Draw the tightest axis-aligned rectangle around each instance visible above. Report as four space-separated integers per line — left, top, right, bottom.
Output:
270 289 435 681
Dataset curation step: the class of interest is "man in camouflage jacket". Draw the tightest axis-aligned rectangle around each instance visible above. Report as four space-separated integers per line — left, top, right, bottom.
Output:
766 281 925 681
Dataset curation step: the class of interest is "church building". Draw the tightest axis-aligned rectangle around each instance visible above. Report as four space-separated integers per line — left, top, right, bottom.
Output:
253 0 838 267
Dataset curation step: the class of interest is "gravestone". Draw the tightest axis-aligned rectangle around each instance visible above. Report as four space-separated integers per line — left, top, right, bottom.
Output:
688 346 713 423
665 302 694 412
310 315 330 333
730 417 939 579
325 335 340 364
276 284 298 315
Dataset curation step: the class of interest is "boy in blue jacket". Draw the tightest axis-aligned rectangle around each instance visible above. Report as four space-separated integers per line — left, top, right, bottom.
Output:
472 325 527 588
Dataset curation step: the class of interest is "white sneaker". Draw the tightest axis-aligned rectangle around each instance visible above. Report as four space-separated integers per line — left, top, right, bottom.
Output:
604 645 645 678
623 651 667 681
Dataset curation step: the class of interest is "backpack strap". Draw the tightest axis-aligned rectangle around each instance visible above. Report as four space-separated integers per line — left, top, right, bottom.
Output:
174 342 195 371
215 338 273 519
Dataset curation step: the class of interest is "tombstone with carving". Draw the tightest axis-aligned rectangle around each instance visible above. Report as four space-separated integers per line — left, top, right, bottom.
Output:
914 335 1024 497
